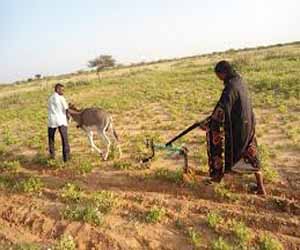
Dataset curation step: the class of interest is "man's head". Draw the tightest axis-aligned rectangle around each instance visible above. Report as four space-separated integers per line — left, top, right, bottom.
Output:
54 83 64 95
214 60 236 81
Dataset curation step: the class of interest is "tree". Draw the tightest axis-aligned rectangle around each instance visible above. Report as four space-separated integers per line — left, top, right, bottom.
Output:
35 74 42 79
88 55 116 82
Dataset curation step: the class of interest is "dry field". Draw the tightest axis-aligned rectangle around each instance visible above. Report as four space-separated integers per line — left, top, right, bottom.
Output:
0 43 299 250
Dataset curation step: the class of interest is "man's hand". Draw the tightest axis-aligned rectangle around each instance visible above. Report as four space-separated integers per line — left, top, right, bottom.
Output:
66 109 70 121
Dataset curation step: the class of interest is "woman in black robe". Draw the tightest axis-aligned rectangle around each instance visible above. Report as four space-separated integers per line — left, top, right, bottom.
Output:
203 60 266 195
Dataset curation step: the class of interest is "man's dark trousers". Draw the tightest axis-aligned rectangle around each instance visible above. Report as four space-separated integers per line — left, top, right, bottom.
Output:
48 126 70 162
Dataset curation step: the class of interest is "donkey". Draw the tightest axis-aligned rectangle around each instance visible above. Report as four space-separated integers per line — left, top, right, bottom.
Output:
68 104 122 160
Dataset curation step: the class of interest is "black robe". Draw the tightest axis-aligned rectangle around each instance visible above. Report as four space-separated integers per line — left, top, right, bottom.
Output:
207 75 260 180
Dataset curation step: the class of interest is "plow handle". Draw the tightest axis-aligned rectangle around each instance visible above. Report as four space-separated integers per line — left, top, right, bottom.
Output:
165 117 210 147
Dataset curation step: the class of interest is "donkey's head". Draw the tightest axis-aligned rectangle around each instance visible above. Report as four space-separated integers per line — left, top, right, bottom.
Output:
68 103 81 112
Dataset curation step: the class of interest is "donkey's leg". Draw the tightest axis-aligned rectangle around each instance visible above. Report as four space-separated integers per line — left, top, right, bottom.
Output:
85 129 102 155
98 126 111 161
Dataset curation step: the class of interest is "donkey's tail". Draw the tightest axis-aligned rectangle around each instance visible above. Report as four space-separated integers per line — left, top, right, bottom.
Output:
112 128 119 141
108 117 119 141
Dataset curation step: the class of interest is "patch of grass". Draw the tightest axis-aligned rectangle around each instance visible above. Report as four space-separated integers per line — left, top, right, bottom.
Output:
63 204 104 226
145 206 166 223
0 160 21 173
75 159 94 174
259 144 279 183
46 159 64 168
112 160 133 170
211 237 233 250
207 212 223 230
3 127 17 145
0 243 41 250
230 220 253 247
54 234 76 250
0 143 6 156
91 190 118 214
258 234 283 250
153 167 183 184
14 176 44 193
60 183 83 203
32 152 49 165
214 183 238 202
187 227 202 248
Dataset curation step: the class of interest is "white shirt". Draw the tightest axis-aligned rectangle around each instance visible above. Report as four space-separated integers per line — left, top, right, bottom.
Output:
48 92 68 128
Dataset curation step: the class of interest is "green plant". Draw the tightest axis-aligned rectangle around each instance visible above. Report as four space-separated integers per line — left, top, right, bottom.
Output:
145 206 166 223
154 168 183 184
207 212 223 230
231 220 253 246
214 183 238 202
3 127 17 145
63 205 104 226
112 160 132 170
3 243 41 250
1 160 21 173
15 177 44 193
76 159 94 174
211 237 233 250
91 190 118 214
32 153 48 165
60 183 83 203
54 234 76 250
187 227 201 248
258 234 283 250
259 145 279 183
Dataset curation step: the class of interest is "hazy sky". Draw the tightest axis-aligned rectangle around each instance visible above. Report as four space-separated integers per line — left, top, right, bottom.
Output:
0 0 299 83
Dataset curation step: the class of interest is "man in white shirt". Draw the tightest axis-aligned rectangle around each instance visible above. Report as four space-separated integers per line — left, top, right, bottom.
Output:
48 83 70 162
